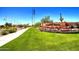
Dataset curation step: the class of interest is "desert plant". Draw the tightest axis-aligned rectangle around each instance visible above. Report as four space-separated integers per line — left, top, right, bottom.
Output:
8 27 17 33
1 29 9 35
1 27 17 35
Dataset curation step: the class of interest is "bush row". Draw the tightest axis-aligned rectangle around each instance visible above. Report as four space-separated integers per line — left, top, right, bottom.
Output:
1 27 17 35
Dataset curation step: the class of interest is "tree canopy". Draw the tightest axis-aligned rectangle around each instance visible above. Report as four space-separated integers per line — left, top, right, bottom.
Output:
41 16 53 23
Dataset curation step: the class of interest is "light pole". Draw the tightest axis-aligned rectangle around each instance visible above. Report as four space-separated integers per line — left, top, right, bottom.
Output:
32 8 35 26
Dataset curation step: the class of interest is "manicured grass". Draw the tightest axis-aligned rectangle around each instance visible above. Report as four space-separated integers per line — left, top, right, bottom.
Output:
0 27 79 51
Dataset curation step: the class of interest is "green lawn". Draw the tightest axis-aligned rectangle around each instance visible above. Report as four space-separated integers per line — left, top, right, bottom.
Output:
0 27 79 51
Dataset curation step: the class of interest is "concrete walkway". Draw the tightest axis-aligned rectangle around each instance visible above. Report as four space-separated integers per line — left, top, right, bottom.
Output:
0 28 30 47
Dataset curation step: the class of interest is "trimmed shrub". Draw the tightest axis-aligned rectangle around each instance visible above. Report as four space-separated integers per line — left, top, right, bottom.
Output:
1 27 17 35
1 29 9 35
8 27 17 33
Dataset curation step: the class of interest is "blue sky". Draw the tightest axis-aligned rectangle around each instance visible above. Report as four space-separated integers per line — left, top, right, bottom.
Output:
0 7 79 25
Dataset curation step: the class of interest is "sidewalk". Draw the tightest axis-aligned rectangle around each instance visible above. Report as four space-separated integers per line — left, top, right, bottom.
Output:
0 28 30 47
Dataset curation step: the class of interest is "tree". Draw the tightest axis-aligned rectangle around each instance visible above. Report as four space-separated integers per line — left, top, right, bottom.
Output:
5 22 12 27
41 16 53 23
34 22 41 27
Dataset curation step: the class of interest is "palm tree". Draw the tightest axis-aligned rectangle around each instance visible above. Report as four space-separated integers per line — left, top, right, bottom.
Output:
60 13 64 22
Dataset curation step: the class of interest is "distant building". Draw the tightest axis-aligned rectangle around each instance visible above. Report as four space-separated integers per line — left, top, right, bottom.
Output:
40 13 79 33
